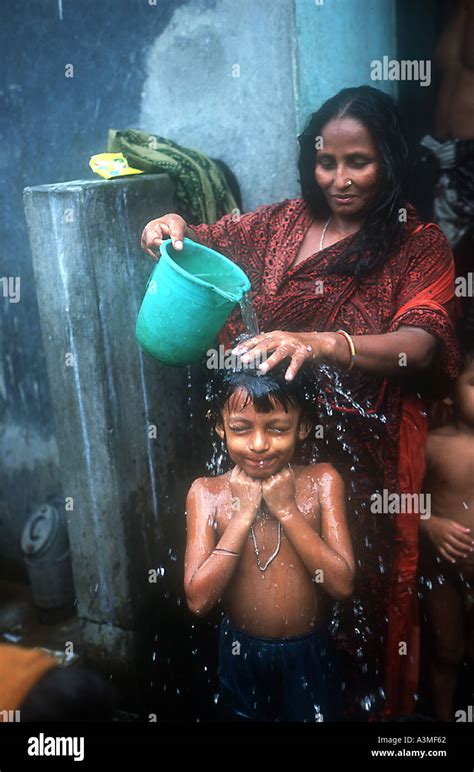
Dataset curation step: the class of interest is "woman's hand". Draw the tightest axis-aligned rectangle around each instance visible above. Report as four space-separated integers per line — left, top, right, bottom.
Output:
232 330 338 381
422 515 473 563
232 326 440 380
229 466 262 524
140 213 188 259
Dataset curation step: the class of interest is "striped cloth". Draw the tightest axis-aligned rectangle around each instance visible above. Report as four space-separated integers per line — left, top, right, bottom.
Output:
108 128 239 224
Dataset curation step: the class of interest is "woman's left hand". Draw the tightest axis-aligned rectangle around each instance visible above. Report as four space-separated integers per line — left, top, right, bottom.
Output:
231 330 329 380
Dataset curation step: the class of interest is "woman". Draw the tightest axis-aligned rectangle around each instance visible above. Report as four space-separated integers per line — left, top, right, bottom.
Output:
141 86 460 718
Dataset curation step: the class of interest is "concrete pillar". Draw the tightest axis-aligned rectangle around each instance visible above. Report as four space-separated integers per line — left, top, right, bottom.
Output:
23 174 204 706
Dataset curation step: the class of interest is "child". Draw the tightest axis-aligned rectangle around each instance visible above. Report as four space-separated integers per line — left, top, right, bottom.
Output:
184 354 355 722
420 336 474 721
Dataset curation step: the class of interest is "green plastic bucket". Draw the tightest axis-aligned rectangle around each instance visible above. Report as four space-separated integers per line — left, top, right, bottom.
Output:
135 237 251 365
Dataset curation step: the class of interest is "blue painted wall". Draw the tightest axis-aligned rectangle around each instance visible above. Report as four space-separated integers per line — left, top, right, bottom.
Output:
294 0 397 130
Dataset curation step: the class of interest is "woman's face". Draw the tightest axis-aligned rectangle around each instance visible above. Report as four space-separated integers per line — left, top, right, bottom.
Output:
314 116 381 218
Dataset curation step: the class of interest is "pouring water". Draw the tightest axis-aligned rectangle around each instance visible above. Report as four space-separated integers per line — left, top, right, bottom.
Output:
239 290 259 336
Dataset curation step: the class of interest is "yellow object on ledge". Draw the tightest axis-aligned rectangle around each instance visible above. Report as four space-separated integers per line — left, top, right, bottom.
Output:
89 152 144 180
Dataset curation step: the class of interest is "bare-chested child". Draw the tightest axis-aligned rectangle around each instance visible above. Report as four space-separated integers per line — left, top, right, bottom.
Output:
184 356 355 721
420 337 474 721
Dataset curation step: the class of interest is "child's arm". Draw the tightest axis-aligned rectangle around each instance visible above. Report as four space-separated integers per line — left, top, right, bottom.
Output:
262 464 355 599
421 436 473 563
184 469 261 615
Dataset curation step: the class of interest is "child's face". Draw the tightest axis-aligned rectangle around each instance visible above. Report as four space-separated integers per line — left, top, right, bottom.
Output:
453 359 474 428
215 387 311 479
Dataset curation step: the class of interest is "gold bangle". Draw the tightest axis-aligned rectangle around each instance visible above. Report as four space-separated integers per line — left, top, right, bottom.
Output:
336 329 356 373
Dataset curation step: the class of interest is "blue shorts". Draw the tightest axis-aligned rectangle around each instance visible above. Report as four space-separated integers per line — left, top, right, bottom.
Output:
217 614 343 722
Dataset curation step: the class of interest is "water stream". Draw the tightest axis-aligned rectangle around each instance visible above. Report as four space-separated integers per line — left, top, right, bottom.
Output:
238 290 259 337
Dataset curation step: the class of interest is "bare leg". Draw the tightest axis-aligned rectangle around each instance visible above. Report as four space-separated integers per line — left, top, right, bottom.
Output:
425 574 465 721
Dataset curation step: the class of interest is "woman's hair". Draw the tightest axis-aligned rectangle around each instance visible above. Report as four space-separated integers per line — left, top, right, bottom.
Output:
207 337 316 426
298 85 413 277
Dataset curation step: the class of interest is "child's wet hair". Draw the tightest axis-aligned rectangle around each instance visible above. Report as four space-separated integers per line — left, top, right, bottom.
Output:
207 334 316 425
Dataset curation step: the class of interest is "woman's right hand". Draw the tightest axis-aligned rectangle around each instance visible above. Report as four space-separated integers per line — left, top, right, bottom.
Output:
229 466 262 524
140 213 187 260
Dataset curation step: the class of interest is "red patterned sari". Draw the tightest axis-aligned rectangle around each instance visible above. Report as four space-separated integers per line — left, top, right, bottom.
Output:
193 197 459 718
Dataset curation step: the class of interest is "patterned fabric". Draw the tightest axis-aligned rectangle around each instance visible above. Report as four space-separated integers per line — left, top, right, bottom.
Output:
193 197 460 718
107 128 238 224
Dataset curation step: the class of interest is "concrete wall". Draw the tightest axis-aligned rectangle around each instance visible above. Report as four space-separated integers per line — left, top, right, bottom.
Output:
0 0 188 578
140 0 301 211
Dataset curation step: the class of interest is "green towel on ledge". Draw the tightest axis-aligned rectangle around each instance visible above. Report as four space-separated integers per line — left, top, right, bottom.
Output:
108 128 239 225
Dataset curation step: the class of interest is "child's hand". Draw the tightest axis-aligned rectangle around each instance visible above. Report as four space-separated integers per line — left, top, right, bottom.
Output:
261 466 296 518
424 516 473 563
229 466 262 522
